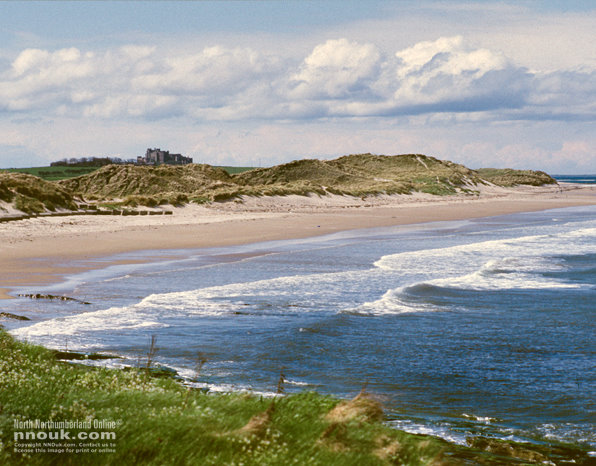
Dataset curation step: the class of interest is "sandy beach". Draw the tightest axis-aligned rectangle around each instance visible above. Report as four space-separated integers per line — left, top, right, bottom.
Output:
1 182 595 300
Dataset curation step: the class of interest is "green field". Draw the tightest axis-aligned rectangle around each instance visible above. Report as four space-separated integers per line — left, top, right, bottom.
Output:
3 166 101 181
2 165 254 181
217 165 256 174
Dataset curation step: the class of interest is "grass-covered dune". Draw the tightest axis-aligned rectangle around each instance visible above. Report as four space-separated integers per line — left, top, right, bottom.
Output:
234 153 483 197
476 168 557 187
1 329 589 465
1 153 558 213
55 153 557 205
59 163 235 199
0 172 77 214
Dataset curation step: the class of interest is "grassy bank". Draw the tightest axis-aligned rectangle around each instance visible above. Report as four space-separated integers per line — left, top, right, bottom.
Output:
0 329 450 465
0 329 592 465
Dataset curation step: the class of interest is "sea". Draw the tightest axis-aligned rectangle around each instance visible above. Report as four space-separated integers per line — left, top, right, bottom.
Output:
554 175 596 184
4 203 596 453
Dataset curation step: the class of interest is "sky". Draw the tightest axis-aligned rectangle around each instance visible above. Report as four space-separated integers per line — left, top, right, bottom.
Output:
0 1 594 173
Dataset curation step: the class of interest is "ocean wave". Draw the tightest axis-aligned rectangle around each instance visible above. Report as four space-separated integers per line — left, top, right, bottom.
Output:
353 271 588 315
285 379 311 386
535 422 596 448
348 287 436 315
387 419 468 445
462 413 498 423
354 226 596 315
10 305 167 351
375 227 596 275
125 267 370 317
184 381 278 398
388 417 594 450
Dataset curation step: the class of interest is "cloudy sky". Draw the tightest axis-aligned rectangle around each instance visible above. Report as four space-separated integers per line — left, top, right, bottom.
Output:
1 1 594 173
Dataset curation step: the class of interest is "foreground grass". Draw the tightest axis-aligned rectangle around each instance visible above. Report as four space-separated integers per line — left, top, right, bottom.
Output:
0 329 451 465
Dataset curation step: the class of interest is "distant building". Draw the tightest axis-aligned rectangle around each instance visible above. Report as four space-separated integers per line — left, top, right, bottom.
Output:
137 148 193 165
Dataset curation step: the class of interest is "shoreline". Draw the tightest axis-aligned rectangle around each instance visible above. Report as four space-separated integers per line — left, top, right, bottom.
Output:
1 183 595 299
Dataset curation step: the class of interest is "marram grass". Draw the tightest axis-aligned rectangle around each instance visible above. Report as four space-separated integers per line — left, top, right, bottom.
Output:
2 154 557 213
56 153 556 203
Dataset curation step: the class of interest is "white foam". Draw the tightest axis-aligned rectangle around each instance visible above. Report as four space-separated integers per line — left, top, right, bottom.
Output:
375 226 596 275
357 225 596 314
353 287 435 315
285 379 310 386
388 419 468 445
9 303 168 350
184 381 278 397
462 413 498 423
127 267 369 317
428 266 584 292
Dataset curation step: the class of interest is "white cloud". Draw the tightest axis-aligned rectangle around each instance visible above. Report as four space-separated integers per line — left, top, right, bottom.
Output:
1 36 593 122
526 69 596 118
550 140 596 173
133 46 279 97
388 36 528 111
395 36 507 81
11 48 50 75
288 38 381 99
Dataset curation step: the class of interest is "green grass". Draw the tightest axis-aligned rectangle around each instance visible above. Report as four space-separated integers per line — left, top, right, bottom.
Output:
0 172 77 213
216 166 256 175
0 329 451 465
2 165 254 181
476 168 557 187
3 166 101 181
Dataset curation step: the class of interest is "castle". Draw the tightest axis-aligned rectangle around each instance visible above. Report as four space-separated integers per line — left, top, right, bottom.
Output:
137 148 193 165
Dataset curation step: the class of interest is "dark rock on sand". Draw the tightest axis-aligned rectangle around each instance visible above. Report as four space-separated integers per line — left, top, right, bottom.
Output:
466 436 593 465
52 350 119 361
0 312 31 321
18 293 91 305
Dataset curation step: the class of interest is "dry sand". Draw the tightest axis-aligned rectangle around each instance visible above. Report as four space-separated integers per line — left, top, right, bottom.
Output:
1 183 595 299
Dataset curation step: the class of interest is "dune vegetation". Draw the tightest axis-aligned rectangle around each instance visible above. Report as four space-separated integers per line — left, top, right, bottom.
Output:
2 153 557 213
58 153 556 206
476 168 557 187
0 172 77 214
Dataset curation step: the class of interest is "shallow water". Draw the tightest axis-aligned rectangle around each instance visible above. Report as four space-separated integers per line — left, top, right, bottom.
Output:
5 205 596 449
